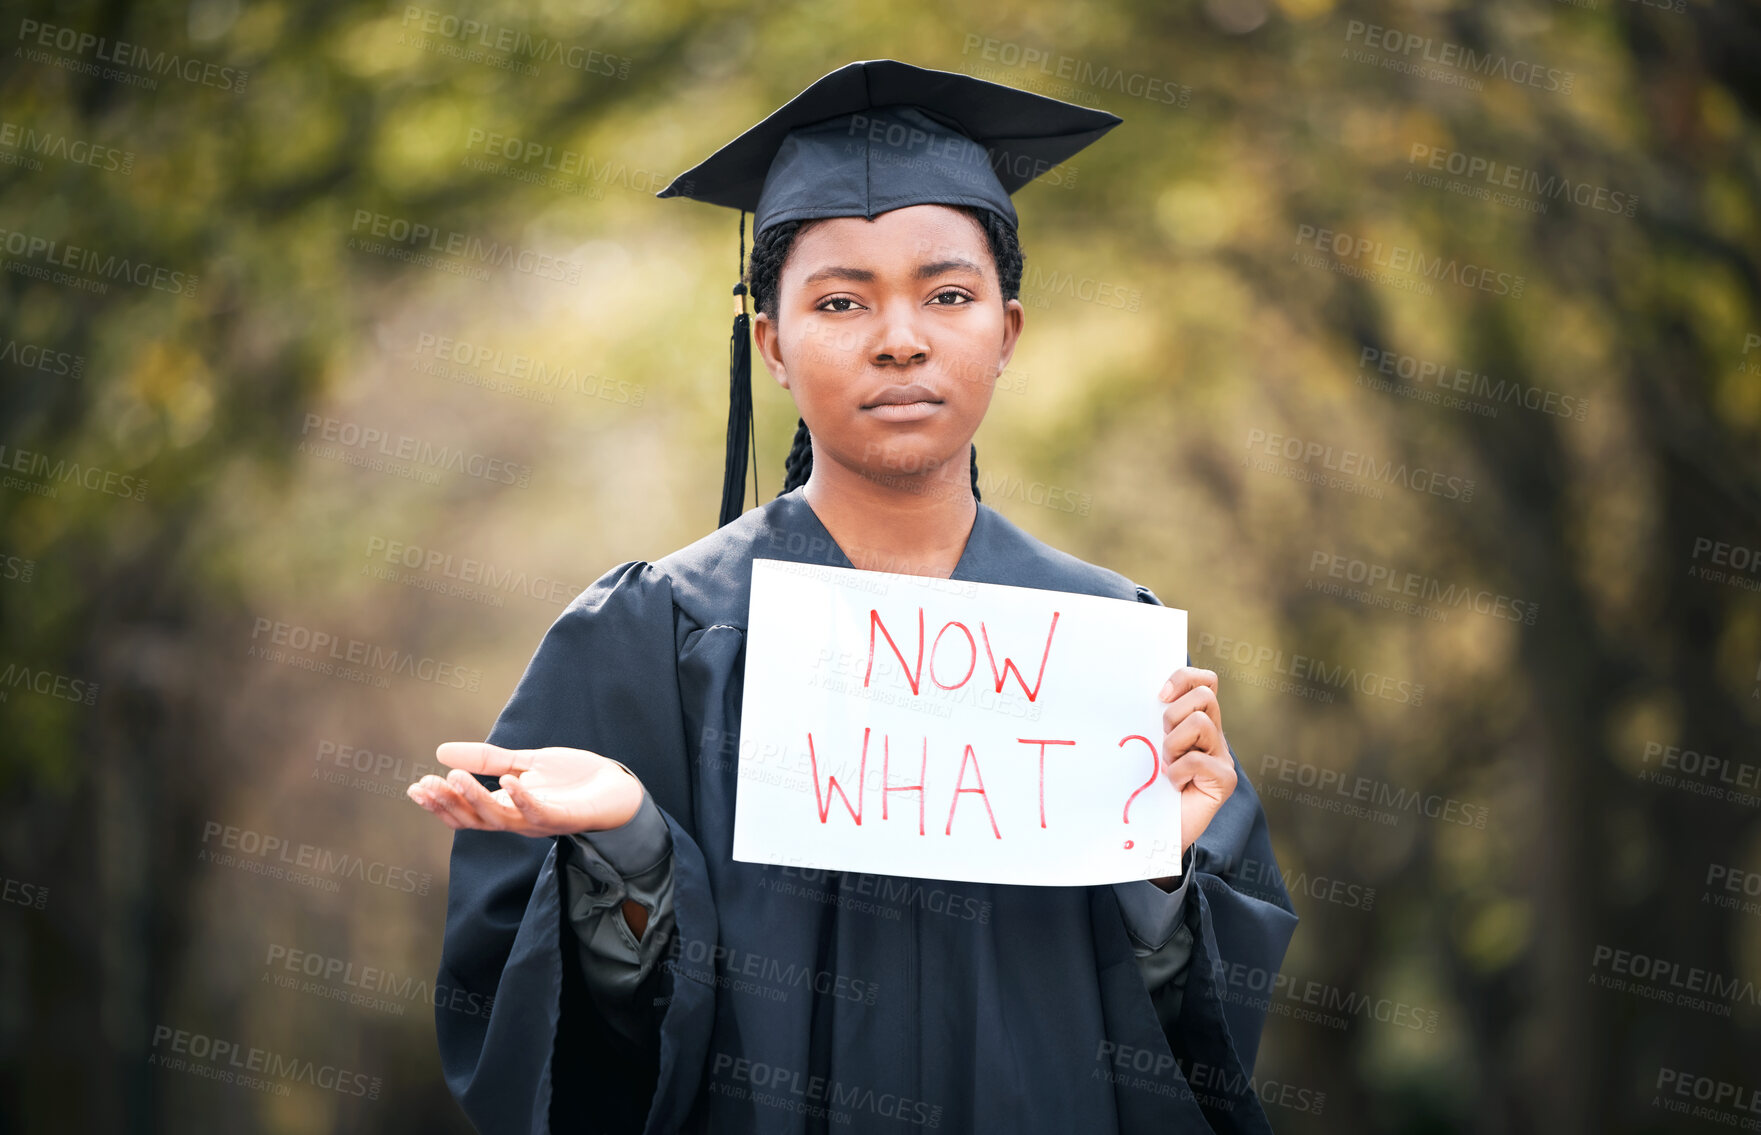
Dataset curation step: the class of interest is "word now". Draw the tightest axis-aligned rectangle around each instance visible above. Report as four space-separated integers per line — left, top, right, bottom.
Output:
866 606 1060 699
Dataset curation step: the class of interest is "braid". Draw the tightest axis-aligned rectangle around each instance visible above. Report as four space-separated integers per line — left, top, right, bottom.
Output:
754 206 1019 501
747 219 805 320
781 417 814 493
974 208 1023 302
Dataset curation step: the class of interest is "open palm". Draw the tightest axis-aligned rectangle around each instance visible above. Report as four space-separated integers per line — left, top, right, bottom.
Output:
407 741 645 838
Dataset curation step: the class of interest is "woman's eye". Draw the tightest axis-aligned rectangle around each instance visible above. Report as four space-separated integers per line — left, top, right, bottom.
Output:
931 290 973 305
818 297 861 313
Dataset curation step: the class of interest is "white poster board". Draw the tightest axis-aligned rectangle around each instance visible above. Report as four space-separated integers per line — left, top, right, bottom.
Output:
731 559 1187 886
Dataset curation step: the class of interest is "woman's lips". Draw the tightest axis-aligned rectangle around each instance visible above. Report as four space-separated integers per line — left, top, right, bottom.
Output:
863 400 943 423
862 383 943 422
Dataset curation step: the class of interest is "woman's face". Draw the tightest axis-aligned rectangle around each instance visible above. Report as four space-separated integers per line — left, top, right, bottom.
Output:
752 204 1024 492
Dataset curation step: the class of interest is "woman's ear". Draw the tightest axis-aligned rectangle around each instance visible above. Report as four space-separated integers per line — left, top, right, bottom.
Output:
752 312 790 390
996 298 1026 376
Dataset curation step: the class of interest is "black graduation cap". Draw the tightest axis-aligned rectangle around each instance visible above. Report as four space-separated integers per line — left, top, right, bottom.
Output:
656 59 1123 527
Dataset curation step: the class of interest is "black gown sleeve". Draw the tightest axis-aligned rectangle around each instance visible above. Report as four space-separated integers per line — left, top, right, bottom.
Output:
1124 584 1300 1132
1113 847 1199 1027
559 788 677 1049
434 563 719 1135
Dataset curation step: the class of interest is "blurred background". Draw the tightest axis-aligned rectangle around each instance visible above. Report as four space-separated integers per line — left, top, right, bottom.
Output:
1 0 1757 1131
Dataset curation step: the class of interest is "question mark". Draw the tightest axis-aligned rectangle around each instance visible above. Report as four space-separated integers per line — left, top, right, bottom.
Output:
1119 734 1161 847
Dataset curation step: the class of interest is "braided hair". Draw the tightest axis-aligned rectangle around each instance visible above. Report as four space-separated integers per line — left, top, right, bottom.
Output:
749 206 1025 501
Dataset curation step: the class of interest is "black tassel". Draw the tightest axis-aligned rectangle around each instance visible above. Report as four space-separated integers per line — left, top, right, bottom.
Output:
720 215 756 528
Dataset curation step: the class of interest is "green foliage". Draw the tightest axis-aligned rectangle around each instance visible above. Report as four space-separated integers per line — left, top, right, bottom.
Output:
1 1 1756 1130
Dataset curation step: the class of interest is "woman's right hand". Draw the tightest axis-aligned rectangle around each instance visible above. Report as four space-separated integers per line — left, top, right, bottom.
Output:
407 742 645 838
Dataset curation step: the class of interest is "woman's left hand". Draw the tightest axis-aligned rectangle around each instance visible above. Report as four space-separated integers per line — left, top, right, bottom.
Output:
1156 666 1237 867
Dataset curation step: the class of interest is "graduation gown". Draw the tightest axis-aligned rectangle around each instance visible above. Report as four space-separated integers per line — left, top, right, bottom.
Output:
436 488 1299 1134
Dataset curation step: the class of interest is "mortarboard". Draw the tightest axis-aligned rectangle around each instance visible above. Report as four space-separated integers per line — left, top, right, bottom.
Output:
656 59 1123 527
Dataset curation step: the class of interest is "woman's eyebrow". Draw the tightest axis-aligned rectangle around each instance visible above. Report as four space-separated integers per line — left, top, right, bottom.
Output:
914 257 984 279
801 265 874 286
799 258 986 288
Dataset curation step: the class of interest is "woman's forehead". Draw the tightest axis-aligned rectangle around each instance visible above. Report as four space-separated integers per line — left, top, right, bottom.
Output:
786 207 992 278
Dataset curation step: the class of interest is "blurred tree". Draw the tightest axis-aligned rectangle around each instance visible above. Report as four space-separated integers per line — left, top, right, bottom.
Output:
0 1 1755 1132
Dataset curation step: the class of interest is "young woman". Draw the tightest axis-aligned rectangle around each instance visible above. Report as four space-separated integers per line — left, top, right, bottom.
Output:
408 60 1297 1134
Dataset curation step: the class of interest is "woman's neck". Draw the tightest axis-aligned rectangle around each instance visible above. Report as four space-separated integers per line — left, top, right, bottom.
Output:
801 447 977 579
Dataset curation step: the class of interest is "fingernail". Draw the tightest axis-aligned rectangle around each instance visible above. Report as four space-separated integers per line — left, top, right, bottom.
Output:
1159 679 1174 701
